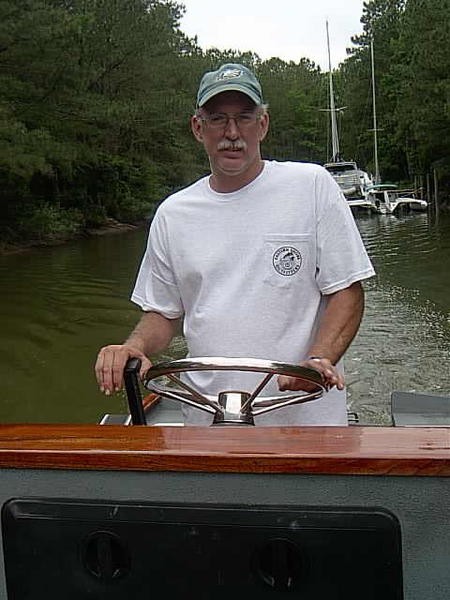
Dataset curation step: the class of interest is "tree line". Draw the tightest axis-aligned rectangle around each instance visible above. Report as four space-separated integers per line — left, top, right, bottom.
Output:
0 0 448 248
337 0 449 194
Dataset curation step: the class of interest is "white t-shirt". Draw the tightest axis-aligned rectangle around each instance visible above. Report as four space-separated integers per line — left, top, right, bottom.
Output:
132 161 375 425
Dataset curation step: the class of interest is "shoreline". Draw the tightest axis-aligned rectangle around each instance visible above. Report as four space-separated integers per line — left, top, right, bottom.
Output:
0 219 146 257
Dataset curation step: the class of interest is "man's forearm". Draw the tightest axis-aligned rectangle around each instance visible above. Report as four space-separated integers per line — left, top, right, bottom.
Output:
307 281 365 364
126 311 180 357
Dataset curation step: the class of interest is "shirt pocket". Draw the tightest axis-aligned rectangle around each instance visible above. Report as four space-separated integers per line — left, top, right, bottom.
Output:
263 234 313 289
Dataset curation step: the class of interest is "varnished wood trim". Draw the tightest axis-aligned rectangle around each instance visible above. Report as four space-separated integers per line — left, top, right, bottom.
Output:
142 393 160 412
0 424 448 476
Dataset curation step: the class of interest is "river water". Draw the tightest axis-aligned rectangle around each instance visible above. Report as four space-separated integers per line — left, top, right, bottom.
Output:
0 210 449 425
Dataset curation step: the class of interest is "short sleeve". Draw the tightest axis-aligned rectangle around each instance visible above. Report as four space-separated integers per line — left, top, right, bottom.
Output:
131 210 184 318
314 168 375 294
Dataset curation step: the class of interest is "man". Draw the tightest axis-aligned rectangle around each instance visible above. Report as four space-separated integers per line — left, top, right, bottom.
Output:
95 63 375 425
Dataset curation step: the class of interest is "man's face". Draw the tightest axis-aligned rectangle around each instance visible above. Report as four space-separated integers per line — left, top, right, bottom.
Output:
191 91 269 185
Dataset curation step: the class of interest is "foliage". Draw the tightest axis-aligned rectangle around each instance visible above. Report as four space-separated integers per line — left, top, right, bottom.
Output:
393 0 450 177
258 58 327 163
339 0 449 191
0 0 202 245
0 0 449 248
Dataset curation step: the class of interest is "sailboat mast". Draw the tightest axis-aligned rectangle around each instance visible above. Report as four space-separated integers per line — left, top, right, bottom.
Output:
371 38 381 184
327 21 340 163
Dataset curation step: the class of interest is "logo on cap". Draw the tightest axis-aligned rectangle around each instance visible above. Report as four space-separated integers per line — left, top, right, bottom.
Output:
216 68 243 81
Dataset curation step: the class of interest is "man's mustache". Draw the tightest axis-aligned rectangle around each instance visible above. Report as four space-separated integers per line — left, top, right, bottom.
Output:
217 140 247 151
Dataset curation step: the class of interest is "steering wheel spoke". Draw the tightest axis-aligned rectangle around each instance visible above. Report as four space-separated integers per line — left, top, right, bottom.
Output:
252 389 324 415
146 374 220 415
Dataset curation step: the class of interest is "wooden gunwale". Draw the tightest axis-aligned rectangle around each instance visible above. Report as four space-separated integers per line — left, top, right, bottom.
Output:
0 424 449 476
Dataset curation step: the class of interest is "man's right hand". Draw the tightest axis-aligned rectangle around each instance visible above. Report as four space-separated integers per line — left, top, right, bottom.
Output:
94 344 152 395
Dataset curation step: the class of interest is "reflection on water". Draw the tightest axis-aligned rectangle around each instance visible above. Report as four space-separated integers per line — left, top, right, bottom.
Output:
0 211 449 424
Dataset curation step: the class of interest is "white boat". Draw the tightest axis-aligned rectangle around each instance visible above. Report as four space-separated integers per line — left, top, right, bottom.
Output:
324 160 375 209
367 183 428 215
323 23 375 211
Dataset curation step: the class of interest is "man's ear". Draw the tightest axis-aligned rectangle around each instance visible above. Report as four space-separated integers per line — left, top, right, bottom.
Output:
258 112 270 142
191 115 203 142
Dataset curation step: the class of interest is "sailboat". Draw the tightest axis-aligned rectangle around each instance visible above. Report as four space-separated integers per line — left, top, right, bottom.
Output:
322 22 375 211
366 39 427 215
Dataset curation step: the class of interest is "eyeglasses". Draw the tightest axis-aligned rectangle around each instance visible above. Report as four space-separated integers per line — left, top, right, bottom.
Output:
200 112 260 129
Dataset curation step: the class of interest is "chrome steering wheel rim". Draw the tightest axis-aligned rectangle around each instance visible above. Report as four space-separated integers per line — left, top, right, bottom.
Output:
143 357 326 422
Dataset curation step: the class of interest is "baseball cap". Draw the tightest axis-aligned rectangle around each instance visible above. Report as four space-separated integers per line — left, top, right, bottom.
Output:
196 63 264 108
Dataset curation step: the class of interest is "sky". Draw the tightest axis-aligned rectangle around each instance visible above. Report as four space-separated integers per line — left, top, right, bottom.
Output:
179 0 366 70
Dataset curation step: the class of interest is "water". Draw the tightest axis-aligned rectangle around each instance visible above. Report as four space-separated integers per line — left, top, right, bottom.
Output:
347 211 450 423
0 211 449 424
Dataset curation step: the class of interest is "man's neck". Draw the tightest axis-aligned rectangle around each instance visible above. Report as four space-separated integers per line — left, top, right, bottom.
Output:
209 160 265 193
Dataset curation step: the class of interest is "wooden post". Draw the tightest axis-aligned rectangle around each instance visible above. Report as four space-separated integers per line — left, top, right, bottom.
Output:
433 169 438 203
433 169 439 218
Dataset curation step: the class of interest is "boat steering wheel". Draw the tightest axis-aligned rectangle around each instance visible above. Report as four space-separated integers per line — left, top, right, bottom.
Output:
124 357 326 426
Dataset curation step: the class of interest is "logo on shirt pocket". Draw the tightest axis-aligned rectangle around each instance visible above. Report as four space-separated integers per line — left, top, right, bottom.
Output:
263 234 312 289
273 246 302 276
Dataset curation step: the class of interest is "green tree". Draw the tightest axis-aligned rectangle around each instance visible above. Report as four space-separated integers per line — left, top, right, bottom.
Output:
340 0 408 181
0 0 204 244
258 57 327 163
393 0 450 186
